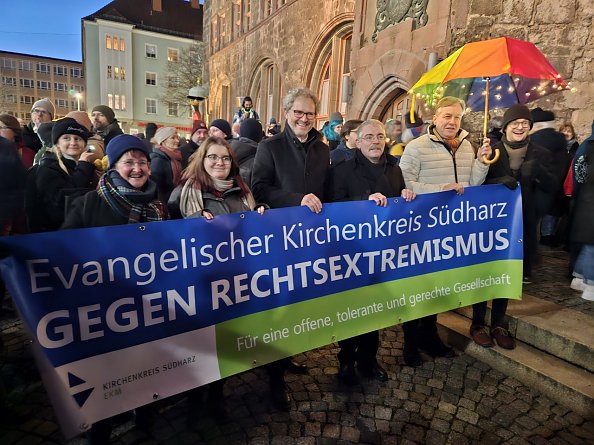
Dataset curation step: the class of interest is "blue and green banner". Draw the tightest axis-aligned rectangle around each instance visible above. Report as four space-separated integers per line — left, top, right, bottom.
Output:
0 184 523 437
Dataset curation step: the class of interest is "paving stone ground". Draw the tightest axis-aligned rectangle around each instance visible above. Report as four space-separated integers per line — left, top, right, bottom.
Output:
1 250 593 445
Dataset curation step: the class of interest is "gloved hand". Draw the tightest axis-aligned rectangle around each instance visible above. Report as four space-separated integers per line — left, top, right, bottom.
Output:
498 175 518 190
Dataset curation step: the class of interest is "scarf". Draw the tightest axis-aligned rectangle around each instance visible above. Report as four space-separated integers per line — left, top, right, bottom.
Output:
501 134 529 173
431 125 461 153
179 177 257 218
157 145 183 186
567 138 577 152
97 170 166 223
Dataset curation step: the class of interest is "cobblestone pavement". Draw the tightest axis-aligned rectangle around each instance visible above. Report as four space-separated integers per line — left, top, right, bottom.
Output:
1 251 593 445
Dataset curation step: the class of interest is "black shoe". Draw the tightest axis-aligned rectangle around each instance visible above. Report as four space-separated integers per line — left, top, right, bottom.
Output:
270 380 291 410
358 362 388 382
403 343 423 367
285 359 307 375
419 335 455 358
337 362 359 386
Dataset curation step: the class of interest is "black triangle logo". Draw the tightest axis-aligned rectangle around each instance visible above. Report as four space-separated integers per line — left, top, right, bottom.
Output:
67 372 86 388
72 387 94 407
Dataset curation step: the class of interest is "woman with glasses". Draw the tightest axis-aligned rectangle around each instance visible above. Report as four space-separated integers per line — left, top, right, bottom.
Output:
150 126 183 203
470 104 557 351
61 134 166 443
167 136 264 419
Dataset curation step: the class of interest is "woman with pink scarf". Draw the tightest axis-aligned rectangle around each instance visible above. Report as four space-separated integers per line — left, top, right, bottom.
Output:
150 126 182 203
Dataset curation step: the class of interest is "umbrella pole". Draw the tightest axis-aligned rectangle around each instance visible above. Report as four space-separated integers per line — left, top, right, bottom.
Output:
481 77 500 165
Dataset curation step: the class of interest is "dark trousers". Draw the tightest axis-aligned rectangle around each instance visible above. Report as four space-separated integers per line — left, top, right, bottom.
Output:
471 298 509 328
402 314 438 348
337 330 379 367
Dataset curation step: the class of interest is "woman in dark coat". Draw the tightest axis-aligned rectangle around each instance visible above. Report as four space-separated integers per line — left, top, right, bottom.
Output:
471 105 557 351
28 118 96 232
62 134 166 443
150 126 182 204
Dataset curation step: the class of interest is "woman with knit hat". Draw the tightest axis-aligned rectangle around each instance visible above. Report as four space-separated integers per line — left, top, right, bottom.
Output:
27 118 96 232
62 134 166 442
470 104 557 350
150 126 182 203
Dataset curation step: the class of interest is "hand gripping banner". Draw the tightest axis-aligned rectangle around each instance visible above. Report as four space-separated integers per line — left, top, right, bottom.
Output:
0 184 523 437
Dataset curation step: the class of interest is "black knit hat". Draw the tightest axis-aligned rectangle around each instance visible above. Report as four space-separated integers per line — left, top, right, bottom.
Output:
210 119 232 139
531 107 555 123
92 105 116 124
501 104 533 130
239 118 263 143
51 118 90 144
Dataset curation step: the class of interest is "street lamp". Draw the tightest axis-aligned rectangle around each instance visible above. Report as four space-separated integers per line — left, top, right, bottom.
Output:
75 93 82 111
187 84 209 123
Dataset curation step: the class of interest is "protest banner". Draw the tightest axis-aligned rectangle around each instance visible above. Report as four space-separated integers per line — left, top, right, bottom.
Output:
0 184 523 437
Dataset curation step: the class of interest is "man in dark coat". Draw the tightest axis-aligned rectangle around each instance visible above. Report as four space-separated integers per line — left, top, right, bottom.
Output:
332 119 416 385
22 98 55 152
179 120 208 168
91 105 124 146
230 118 262 185
251 87 330 410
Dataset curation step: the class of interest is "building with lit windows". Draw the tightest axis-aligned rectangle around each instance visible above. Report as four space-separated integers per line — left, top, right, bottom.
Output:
204 1 593 138
82 0 203 135
0 51 85 122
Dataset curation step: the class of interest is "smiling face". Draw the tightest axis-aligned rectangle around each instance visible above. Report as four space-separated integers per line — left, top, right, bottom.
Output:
162 133 180 150
356 122 386 164
433 104 463 139
505 119 531 143
114 150 150 190
204 143 232 180
56 134 86 159
285 96 316 140
561 126 574 141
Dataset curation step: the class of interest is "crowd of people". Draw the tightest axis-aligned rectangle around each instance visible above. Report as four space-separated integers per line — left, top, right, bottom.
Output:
1 89 593 441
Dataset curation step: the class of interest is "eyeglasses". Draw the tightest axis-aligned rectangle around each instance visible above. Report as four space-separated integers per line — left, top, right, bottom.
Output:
118 160 149 168
291 110 316 120
361 134 386 142
206 154 232 164
32 109 49 115
509 120 531 129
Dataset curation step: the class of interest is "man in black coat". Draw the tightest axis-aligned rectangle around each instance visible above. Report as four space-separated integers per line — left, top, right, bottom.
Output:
332 119 416 385
179 120 208 168
230 118 262 185
22 98 55 152
251 87 330 410
91 105 124 146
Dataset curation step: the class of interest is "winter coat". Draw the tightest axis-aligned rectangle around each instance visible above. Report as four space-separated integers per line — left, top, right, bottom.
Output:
0 137 27 232
21 123 42 152
167 185 254 220
179 139 199 169
330 141 356 166
27 152 96 232
62 190 129 229
251 126 330 208
570 141 594 245
399 127 489 194
95 120 124 146
230 137 258 185
332 149 405 202
150 147 179 204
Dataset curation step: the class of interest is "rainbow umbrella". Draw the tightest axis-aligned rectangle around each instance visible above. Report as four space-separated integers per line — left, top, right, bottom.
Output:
409 36 569 137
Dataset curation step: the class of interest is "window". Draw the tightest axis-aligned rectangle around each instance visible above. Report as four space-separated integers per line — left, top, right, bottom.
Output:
107 65 112 79
54 82 67 92
220 14 227 45
211 18 219 52
114 94 120 110
20 95 35 105
114 66 119 79
106 35 112 49
245 1 252 31
168 76 178 87
1 58 15 69
121 95 126 111
146 98 157 114
113 37 119 51
70 67 83 78
167 48 179 62
108 94 113 108
55 98 68 108
36 63 51 74
20 78 34 88
145 72 157 86
19 60 33 71
146 44 157 58
54 65 67 76
264 0 272 17
71 84 84 93
168 102 178 116
120 67 125 80
37 80 51 90
4 94 16 103
120 39 125 51
2 77 16 86
232 1 242 37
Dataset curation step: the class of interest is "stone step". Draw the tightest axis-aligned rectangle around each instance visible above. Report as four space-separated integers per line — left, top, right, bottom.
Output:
453 294 594 373
437 310 594 419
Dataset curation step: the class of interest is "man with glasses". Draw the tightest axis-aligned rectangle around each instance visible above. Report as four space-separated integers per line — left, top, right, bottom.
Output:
332 119 416 385
398 96 493 367
22 98 55 152
251 87 330 410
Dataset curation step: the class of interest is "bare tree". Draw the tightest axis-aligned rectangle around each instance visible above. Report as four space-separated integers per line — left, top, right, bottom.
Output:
158 41 206 118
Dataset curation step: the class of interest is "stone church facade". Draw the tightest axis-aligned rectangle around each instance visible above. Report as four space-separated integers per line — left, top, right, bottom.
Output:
204 0 593 138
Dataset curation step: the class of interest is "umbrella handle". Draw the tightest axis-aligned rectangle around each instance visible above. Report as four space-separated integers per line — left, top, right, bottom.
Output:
482 149 500 165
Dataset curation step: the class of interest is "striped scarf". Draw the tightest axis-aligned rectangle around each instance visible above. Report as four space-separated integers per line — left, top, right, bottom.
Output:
97 170 167 223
